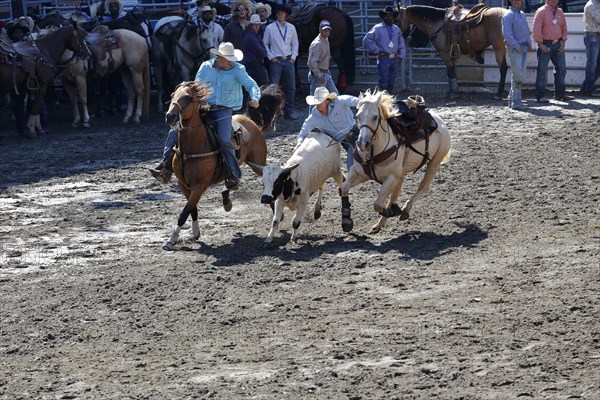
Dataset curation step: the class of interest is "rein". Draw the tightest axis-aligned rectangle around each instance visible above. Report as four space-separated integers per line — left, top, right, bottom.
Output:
355 107 397 184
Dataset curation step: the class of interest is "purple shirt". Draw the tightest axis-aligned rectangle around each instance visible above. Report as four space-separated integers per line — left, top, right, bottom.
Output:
363 22 406 59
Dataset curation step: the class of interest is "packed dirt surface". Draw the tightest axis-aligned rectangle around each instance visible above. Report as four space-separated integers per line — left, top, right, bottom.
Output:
1 90 598 399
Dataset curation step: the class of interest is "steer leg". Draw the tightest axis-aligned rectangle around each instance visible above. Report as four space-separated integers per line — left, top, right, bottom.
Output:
313 185 324 220
290 198 309 243
263 199 284 248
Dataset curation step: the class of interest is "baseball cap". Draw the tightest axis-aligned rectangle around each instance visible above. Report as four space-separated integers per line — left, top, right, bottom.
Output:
319 20 332 30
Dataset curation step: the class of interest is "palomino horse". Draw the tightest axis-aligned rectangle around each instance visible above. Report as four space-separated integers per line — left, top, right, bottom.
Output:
62 27 150 125
340 90 451 234
289 4 355 92
0 23 88 136
162 82 283 251
397 4 508 98
151 17 212 111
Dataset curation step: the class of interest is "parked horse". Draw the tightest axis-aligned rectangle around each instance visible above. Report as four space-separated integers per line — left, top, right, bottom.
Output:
0 23 88 136
340 90 451 234
161 82 283 251
151 17 212 111
62 27 150 124
289 4 355 92
397 4 508 98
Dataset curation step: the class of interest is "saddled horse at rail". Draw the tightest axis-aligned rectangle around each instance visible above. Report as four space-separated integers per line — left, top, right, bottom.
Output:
151 17 212 111
289 4 355 92
0 23 88 136
340 90 451 234
397 4 508 98
162 82 284 251
63 27 150 124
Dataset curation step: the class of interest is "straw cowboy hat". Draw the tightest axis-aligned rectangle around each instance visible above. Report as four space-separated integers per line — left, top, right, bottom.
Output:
210 42 244 61
249 14 266 25
306 87 337 105
231 0 252 15
199 5 217 20
253 2 272 18
15 16 35 32
379 6 399 18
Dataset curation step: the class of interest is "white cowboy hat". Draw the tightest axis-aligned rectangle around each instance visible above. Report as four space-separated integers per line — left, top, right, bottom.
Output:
306 87 337 105
253 2 272 18
249 14 266 25
210 42 244 62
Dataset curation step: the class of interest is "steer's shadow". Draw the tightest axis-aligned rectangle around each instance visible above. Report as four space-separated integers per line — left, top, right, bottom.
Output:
197 222 486 266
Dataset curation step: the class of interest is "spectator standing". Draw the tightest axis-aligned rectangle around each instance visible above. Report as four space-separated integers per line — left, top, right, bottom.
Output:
254 2 274 31
307 20 338 99
502 0 533 110
580 0 600 97
224 0 252 50
363 6 406 94
243 14 269 86
263 5 300 119
198 5 224 56
532 0 572 102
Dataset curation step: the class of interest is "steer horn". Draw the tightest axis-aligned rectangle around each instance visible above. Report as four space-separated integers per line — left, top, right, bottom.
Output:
246 162 265 172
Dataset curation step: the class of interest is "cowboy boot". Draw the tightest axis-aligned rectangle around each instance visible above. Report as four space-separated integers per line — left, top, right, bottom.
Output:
149 155 173 184
220 146 240 190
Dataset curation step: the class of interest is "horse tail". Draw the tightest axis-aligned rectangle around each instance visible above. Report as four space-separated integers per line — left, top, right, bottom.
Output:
341 11 355 84
142 59 150 121
247 84 284 132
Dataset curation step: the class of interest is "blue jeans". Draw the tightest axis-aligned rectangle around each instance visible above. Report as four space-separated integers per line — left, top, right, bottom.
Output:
270 58 295 115
581 33 600 93
377 56 399 94
506 46 528 107
535 42 567 99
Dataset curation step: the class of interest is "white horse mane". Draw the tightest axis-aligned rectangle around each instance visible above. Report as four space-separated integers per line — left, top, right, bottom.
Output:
358 88 401 119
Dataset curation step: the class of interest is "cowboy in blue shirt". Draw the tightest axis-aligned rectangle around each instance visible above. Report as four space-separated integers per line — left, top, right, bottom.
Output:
363 6 407 94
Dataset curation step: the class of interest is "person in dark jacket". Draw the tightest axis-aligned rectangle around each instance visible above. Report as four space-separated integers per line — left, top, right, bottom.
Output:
243 14 269 86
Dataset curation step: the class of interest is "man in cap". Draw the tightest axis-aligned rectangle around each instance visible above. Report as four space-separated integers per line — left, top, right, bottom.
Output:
307 20 338 102
363 6 406 94
297 87 360 171
263 5 300 119
150 42 260 191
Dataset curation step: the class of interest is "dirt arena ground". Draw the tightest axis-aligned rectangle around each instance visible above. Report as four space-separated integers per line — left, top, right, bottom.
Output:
1 89 598 399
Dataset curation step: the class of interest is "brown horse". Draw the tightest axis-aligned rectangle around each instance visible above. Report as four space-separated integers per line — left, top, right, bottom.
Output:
0 23 88 136
161 82 283 251
289 4 355 92
397 4 508 98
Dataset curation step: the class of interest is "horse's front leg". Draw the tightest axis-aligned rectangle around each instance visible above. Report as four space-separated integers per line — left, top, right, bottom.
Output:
371 182 402 234
63 80 81 127
374 175 402 216
120 71 135 124
164 190 204 250
340 166 368 232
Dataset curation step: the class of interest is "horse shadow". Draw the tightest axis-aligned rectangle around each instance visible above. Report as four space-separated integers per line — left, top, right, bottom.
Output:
193 222 487 267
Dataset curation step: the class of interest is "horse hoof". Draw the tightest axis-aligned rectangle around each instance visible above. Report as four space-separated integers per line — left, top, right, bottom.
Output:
399 210 410 221
369 226 382 234
72 121 80 128
342 217 354 232
187 234 200 241
314 210 321 220
83 121 91 128
122 118 130 124
260 241 271 249
162 241 175 251
223 201 232 212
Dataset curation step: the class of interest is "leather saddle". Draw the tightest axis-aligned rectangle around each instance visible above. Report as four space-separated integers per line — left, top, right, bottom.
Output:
444 3 487 61
85 26 122 76
201 116 248 159
0 38 46 93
